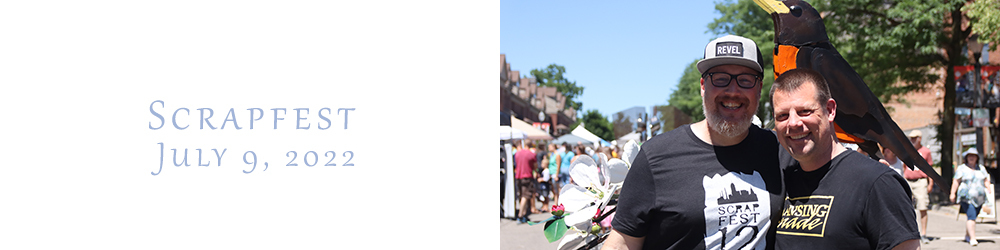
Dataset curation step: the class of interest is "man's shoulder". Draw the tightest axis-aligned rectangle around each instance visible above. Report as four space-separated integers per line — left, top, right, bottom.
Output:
834 151 904 183
834 151 893 173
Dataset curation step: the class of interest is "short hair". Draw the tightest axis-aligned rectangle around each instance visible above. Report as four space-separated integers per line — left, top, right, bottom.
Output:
769 68 833 112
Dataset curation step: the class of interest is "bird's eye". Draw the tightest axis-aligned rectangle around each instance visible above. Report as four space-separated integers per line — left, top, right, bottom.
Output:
789 5 802 16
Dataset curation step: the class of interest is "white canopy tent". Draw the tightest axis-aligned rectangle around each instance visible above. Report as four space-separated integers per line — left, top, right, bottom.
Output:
571 122 610 147
499 126 526 140
616 131 641 146
510 115 553 140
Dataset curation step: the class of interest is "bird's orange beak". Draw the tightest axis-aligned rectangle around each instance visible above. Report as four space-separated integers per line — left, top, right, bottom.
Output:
753 0 790 14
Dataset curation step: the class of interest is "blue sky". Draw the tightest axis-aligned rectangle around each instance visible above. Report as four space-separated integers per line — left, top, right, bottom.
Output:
501 1 726 119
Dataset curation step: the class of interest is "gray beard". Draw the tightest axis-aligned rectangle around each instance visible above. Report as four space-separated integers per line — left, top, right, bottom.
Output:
703 107 753 138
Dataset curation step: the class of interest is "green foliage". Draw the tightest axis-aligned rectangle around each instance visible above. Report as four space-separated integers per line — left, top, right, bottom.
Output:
808 0 947 104
668 60 706 121
964 0 1000 47
578 109 614 142
531 64 585 111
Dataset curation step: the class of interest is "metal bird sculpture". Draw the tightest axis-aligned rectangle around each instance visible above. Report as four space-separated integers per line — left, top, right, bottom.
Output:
753 0 945 184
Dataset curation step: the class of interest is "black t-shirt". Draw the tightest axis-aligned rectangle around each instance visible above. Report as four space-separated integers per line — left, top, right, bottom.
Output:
611 124 785 250
776 149 919 250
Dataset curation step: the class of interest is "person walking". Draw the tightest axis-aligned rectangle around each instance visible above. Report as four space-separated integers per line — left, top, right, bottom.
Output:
514 141 538 224
537 144 551 213
560 142 575 187
949 148 992 246
904 130 934 244
532 143 545 214
547 143 563 208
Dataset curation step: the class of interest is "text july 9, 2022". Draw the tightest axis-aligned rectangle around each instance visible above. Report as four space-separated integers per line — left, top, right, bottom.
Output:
147 100 356 175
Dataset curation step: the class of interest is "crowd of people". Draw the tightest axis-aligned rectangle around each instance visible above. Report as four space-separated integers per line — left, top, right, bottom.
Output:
508 140 624 224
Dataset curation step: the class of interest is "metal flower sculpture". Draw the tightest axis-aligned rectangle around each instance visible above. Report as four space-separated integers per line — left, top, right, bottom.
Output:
533 140 640 250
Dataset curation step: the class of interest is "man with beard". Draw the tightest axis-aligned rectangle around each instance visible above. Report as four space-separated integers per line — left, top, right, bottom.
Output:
603 35 785 250
770 68 919 250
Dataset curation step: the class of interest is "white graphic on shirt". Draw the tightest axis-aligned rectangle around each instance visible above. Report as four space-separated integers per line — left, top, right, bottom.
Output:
703 172 770 250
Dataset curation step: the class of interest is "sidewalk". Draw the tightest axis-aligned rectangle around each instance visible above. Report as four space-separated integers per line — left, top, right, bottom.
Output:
500 204 999 250
922 204 999 249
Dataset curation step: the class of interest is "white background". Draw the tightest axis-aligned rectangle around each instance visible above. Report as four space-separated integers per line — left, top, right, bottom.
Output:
0 1 494 249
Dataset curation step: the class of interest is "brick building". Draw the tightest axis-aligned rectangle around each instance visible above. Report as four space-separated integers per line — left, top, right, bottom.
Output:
501 54 577 137
883 47 1000 166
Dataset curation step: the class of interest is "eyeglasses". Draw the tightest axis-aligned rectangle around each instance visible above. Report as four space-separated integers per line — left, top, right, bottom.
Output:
703 72 761 89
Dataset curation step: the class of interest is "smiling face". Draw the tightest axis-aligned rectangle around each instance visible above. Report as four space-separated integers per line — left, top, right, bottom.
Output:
772 81 837 165
700 64 762 138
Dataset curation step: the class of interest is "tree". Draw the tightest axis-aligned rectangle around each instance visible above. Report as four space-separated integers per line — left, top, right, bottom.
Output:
964 0 1000 46
574 109 614 142
708 0 987 184
807 0 976 191
531 64 585 111
667 60 707 122
612 112 634 139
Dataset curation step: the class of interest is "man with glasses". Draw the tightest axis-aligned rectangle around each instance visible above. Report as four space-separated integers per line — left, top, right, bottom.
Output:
604 35 785 250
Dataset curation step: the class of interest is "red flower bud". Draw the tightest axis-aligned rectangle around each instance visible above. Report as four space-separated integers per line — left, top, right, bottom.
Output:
551 204 565 217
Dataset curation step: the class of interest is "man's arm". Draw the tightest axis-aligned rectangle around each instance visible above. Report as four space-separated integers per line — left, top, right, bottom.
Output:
600 229 643 250
927 177 934 194
891 239 920 250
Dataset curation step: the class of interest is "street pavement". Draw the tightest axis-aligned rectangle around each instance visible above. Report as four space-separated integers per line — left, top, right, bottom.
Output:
500 204 999 250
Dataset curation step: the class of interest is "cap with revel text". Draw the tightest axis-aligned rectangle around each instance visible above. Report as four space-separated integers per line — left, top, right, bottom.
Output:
697 35 764 75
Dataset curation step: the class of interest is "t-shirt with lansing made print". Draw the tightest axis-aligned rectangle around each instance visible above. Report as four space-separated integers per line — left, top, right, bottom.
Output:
776 149 919 250
611 124 785 250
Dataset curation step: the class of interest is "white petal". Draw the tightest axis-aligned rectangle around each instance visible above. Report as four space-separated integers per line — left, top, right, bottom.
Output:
623 140 640 166
564 205 599 232
557 233 585 250
598 153 610 187
559 184 596 212
571 154 597 170
606 158 629 184
569 160 600 189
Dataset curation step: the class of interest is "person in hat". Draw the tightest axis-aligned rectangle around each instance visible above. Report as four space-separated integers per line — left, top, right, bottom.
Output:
604 35 784 250
949 148 992 246
903 130 934 243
